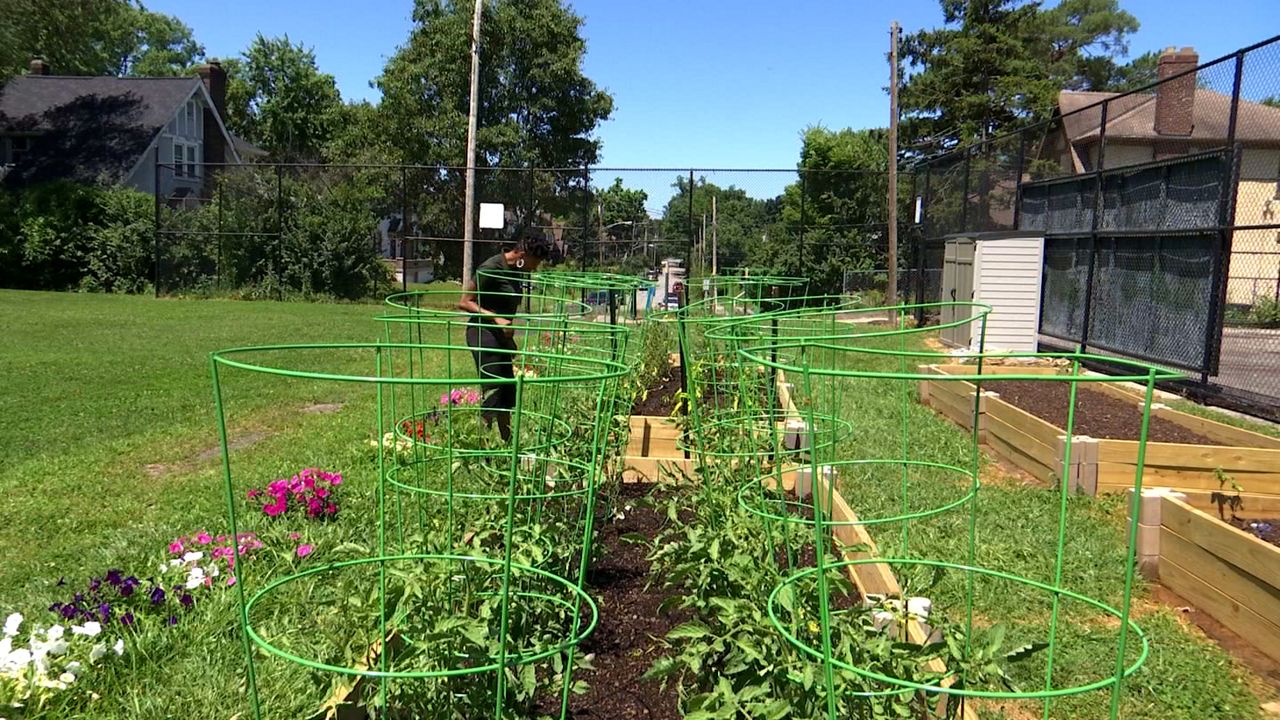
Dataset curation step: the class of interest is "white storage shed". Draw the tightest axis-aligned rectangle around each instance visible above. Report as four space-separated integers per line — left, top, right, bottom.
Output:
939 233 1045 352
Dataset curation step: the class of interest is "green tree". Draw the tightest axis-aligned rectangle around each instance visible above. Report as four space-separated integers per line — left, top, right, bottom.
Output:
756 127 898 294
0 0 202 81
223 34 343 161
375 0 614 277
901 0 1138 152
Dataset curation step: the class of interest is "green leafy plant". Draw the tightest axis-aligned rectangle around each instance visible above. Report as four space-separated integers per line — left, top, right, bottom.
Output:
1210 467 1245 521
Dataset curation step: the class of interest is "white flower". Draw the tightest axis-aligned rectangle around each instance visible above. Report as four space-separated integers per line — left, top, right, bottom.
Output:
72 621 102 637
182 551 205 563
45 625 64 641
184 566 206 589
65 660 82 674
58 672 76 684
6 647 31 668
89 643 106 662
168 558 183 568
112 638 124 656
43 639 68 656
208 564 219 578
2 613 21 637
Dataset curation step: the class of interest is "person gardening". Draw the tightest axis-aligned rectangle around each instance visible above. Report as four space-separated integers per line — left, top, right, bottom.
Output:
457 228 553 441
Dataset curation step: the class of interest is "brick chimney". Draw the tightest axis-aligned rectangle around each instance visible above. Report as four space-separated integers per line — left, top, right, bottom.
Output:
1155 47 1197 137
28 57 50 75
195 61 228 169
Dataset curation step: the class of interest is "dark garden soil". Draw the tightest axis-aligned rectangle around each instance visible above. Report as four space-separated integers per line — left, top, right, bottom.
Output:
632 366 684 417
1227 517 1280 549
567 483 683 720
984 380 1224 445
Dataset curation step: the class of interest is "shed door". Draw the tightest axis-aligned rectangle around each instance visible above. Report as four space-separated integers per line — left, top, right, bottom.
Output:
941 239 975 346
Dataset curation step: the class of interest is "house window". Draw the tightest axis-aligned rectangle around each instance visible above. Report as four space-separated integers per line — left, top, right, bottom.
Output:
172 140 202 179
187 144 198 178
186 101 196 137
2 136 31 165
173 142 185 177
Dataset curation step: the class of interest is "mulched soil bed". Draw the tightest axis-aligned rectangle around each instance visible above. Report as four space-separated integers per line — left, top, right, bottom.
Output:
567 483 683 720
632 366 684 417
984 380 1225 445
1227 517 1280 549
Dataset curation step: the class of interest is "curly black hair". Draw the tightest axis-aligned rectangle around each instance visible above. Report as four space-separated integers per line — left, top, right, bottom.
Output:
515 227 554 261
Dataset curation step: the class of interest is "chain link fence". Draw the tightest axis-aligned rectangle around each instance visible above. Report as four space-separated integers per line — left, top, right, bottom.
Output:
912 35 1280 420
156 164 916 300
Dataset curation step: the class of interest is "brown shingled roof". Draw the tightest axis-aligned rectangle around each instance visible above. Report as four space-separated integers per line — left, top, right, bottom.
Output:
1058 88 1280 146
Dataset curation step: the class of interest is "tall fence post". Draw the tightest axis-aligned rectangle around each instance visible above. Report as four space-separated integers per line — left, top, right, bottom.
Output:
400 165 409 292
1012 132 1028 229
152 147 162 298
916 165 932 326
687 169 695 278
275 164 284 300
1079 99 1110 353
959 150 971 232
799 169 807 277
1203 50 1248 383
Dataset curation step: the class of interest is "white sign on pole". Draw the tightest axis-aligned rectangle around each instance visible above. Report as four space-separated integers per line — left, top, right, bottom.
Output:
479 203 505 229
914 196 923 225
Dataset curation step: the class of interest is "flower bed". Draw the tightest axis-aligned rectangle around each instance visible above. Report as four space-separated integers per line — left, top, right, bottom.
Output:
919 364 1280 504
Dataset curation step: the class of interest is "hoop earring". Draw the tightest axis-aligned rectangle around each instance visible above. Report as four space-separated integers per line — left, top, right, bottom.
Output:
516 259 525 269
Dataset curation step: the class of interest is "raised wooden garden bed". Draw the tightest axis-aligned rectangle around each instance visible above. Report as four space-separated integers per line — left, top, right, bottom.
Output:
620 414 691 483
919 364 1280 505
1143 494 1280 665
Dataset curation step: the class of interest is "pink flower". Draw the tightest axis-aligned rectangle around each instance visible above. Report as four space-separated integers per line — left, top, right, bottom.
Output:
246 489 261 499
168 540 184 554
296 544 313 558
195 532 212 545
315 487 329 499
328 475 343 486
288 532 301 540
226 576 237 587
264 500 287 517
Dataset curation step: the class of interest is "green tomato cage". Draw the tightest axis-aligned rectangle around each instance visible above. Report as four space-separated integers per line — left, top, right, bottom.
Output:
210 280 630 719
210 271 1180 719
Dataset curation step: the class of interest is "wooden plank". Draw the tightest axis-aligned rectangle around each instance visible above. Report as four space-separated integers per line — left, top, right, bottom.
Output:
620 456 693 483
987 429 1057 484
985 397 1063 449
1096 462 1280 495
925 364 1062 378
925 389 977 430
1154 408 1280 449
1169 489 1280 519
1162 498 1280 590
985 414 1061 470
1159 559 1280 665
1160 529 1280 630
1097 440 1280 474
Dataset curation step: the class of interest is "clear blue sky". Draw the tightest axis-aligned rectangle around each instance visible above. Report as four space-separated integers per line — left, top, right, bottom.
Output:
150 0 1280 205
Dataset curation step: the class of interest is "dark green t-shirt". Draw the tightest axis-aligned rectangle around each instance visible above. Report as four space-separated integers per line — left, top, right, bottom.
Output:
475 252 524 317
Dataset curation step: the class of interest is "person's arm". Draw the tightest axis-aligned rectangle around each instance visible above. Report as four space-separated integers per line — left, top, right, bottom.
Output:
458 278 513 331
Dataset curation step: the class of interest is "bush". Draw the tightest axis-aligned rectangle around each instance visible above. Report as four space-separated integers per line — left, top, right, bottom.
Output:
0 182 154 293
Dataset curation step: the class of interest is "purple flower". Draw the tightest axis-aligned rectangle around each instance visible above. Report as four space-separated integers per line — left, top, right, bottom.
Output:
149 586 166 605
121 612 135 627
98 603 111 622
167 615 178 626
88 578 102 592
60 605 79 621
105 569 124 586
179 594 194 608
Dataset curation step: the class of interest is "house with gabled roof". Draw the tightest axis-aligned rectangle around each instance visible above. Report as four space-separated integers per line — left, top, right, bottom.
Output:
0 58 257 199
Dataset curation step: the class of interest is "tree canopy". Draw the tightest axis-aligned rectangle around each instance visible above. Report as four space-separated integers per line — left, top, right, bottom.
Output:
0 0 203 81
900 0 1140 152
223 34 344 161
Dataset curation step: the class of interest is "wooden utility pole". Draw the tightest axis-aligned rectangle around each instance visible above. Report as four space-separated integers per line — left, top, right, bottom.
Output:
711 194 718 276
887 21 900 311
701 213 707 276
461 0 484 282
